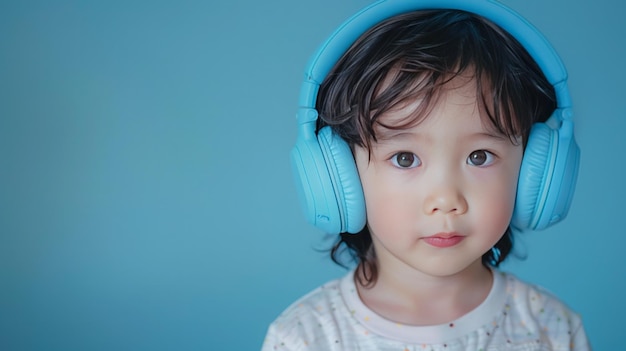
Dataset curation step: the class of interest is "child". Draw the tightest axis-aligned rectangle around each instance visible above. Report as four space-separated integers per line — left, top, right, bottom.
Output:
264 0 590 350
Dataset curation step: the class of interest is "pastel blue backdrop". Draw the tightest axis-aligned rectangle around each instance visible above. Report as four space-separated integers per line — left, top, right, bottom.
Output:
1 0 623 349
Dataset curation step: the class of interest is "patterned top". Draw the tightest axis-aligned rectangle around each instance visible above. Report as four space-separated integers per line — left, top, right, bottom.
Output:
262 270 590 350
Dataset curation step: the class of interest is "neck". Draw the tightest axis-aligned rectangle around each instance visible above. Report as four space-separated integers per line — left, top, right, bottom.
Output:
356 260 493 326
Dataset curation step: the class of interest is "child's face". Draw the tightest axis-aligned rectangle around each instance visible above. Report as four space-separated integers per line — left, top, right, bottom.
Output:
354 75 523 278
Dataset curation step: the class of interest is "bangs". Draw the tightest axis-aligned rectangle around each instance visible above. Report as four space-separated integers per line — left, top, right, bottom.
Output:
317 10 556 149
356 64 527 151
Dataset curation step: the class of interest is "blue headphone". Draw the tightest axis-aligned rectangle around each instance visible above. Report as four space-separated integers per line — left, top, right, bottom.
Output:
290 0 580 235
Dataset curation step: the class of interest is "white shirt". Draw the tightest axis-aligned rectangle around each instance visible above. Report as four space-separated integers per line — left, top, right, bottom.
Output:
262 270 590 350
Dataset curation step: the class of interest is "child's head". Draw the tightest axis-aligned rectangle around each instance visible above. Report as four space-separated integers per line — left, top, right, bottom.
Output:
316 10 556 283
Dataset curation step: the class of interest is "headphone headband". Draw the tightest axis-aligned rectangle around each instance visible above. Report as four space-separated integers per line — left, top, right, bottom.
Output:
299 0 570 111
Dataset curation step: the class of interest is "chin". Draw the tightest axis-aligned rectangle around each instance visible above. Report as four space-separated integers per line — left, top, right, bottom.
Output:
413 258 487 278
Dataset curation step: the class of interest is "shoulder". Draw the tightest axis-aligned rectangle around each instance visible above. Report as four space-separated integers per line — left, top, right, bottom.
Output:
262 275 350 351
500 271 590 350
274 276 344 326
503 272 579 321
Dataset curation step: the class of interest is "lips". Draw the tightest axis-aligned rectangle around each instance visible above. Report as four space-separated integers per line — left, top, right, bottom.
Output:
422 233 464 248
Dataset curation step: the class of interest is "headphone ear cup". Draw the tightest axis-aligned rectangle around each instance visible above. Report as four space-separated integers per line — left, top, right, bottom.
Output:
513 117 580 231
317 127 366 234
512 123 554 230
290 126 342 235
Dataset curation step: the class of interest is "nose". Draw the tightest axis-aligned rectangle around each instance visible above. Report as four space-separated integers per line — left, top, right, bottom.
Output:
423 177 468 216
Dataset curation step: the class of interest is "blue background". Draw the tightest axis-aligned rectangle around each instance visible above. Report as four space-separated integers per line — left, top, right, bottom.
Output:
1 0 623 349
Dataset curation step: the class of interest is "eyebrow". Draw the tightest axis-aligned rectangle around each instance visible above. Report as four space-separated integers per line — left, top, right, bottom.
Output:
375 129 511 144
471 131 510 142
376 129 415 141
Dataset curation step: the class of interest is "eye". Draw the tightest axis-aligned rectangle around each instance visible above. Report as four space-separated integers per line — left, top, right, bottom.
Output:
467 150 496 167
391 152 421 169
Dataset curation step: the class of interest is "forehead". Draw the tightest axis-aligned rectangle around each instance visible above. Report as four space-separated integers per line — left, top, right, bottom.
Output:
374 73 501 137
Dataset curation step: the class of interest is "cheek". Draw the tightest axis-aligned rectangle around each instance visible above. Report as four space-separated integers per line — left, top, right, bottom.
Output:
473 169 520 233
361 172 419 238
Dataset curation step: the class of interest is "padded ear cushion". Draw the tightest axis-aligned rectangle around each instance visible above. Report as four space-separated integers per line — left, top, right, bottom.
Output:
512 123 555 230
532 118 580 230
290 124 342 235
317 127 366 234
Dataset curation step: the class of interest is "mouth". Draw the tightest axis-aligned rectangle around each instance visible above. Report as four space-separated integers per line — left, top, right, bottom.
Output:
422 232 464 248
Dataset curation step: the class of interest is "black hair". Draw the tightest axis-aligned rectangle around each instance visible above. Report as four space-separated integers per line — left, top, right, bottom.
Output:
316 10 557 286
